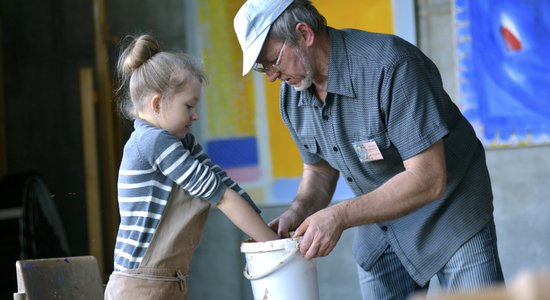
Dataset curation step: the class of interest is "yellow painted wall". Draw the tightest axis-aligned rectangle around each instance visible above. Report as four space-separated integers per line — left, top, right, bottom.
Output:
267 0 394 177
315 0 393 33
198 1 256 137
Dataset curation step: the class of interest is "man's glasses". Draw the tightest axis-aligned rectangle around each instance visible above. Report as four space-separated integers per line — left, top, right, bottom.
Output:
253 40 287 73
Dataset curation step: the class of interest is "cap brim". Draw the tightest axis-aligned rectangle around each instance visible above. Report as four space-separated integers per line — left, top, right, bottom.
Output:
241 27 270 76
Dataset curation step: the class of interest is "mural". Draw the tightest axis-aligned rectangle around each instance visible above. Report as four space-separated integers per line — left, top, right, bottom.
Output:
186 0 415 203
455 0 550 147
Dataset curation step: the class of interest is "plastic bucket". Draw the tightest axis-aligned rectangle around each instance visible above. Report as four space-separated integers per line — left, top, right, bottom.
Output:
241 236 319 300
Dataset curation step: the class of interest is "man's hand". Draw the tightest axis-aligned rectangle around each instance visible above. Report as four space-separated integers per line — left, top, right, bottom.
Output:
268 208 304 238
293 205 345 259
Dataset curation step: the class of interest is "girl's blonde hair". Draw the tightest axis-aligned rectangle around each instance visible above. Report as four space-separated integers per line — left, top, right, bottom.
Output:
116 34 207 120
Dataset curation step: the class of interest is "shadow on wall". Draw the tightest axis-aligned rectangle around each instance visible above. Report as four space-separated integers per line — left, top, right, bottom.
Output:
0 173 71 299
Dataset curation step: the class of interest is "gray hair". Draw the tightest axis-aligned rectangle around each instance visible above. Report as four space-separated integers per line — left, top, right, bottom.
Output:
268 0 327 45
116 34 207 120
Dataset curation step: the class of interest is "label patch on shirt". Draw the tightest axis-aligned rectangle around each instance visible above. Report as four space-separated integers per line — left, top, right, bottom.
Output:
353 139 384 162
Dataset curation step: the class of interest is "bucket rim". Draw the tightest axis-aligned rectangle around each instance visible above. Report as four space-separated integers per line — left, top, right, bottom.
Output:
240 236 302 253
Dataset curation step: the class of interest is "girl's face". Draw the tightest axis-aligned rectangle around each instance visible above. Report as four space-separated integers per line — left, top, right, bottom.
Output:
158 77 201 139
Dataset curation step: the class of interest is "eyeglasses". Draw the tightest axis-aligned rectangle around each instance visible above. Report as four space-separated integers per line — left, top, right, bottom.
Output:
253 40 287 73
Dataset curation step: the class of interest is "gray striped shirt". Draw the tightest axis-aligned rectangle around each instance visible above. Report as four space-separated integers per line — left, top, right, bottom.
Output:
114 119 258 271
280 28 494 285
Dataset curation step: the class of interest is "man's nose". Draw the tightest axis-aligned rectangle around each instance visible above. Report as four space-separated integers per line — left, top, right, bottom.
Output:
266 70 281 82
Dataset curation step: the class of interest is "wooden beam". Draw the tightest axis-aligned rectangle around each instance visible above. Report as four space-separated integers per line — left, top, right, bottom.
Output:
93 0 118 274
79 67 104 277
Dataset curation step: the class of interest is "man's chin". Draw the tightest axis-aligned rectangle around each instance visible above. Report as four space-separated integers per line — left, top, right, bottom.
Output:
292 79 312 92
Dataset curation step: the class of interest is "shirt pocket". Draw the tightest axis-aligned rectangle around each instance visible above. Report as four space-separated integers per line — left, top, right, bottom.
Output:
297 135 324 163
353 130 401 166
353 130 391 154
300 135 319 154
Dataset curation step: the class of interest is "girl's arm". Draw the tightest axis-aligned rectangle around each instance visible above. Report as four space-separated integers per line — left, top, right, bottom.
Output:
216 188 279 242
185 134 261 213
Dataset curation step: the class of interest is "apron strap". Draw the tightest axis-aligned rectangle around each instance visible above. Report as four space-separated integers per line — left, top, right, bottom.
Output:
112 270 187 291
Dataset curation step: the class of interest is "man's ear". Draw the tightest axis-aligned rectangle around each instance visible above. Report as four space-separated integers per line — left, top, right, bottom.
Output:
295 22 315 47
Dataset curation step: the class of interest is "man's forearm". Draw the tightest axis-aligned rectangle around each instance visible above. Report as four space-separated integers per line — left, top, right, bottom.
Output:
290 160 340 218
335 140 447 229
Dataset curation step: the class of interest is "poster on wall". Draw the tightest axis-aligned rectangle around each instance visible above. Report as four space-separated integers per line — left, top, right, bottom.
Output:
454 0 550 148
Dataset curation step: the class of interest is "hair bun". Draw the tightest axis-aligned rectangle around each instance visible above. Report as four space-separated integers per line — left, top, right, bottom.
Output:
119 34 161 73
115 34 161 119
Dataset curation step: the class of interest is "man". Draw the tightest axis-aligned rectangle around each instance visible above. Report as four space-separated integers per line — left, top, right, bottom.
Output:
233 0 504 299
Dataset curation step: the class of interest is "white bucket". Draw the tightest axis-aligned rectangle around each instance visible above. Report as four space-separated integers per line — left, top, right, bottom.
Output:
241 236 319 300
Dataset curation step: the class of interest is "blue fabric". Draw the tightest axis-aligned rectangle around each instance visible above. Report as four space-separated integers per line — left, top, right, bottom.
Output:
356 221 504 299
356 247 424 300
436 220 504 292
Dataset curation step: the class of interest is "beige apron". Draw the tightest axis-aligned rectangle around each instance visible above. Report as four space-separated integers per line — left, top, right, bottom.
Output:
104 184 211 300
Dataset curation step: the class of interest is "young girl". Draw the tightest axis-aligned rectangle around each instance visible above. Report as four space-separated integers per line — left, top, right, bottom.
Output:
104 34 278 299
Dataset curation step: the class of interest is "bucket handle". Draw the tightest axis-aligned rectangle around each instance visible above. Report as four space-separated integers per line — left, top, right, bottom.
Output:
243 248 299 280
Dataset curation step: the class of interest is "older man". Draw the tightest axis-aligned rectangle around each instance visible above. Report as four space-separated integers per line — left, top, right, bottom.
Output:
233 1 504 299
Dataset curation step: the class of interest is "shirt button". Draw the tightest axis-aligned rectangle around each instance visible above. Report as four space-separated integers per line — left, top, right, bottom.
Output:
346 177 353 182
333 146 338 152
322 115 329 121
381 226 388 231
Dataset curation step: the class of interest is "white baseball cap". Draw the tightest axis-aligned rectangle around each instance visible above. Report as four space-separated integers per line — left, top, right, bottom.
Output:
234 0 293 76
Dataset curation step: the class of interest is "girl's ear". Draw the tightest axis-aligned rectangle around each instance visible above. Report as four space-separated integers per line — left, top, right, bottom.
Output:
149 94 161 116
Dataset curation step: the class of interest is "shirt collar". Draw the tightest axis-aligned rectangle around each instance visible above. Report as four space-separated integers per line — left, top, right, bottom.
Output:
297 89 320 107
294 28 355 107
327 28 356 98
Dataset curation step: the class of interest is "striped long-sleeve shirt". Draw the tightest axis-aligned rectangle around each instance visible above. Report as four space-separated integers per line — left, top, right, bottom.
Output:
113 119 258 271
